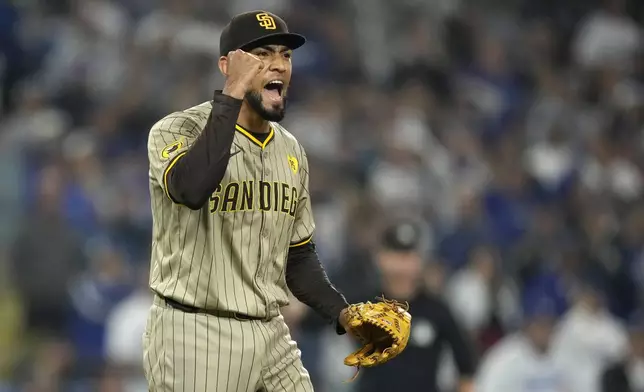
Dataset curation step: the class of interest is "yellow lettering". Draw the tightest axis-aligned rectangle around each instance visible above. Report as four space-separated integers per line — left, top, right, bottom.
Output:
259 181 271 211
209 184 222 212
273 182 280 212
289 187 298 217
280 183 290 214
221 182 240 212
239 181 254 211
209 181 297 216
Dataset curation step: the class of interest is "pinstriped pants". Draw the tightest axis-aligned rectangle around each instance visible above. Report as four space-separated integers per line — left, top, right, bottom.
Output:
142 297 315 392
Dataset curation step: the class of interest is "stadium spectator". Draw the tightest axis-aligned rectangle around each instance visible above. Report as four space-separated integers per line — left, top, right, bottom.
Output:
475 294 571 392
600 312 644 392
446 245 519 352
552 277 629 392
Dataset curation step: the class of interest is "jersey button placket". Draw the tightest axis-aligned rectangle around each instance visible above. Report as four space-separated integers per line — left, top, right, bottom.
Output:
259 217 270 283
256 149 269 304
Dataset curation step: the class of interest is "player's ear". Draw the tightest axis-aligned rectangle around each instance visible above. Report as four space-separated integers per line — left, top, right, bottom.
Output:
218 56 228 77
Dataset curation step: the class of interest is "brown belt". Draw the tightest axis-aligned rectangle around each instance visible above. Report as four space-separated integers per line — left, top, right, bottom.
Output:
158 295 267 322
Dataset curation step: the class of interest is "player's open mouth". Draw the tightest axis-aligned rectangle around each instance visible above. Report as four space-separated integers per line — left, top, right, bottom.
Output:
263 80 284 103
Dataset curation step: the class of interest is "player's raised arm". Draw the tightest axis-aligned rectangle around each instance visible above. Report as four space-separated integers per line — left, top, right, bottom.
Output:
153 50 264 210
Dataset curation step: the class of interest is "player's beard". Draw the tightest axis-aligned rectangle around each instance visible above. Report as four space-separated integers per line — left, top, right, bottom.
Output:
245 90 286 122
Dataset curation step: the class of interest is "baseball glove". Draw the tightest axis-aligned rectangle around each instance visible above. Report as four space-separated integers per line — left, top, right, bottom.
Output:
343 296 412 371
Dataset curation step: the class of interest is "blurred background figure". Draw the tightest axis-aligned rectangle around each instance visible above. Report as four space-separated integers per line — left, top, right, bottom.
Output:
475 294 570 392
103 266 152 392
446 244 519 354
355 221 477 392
552 276 628 392
601 312 644 392
1 0 644 390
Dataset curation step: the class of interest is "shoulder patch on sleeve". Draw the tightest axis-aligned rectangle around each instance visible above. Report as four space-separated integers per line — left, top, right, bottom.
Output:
161 138 184 159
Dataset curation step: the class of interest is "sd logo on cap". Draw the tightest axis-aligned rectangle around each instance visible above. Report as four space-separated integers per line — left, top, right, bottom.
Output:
256 12 277 30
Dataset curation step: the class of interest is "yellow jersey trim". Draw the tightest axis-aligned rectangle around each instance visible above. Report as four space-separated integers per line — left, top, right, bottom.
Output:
289 236 313 248
163 151 187 203
235 124 274 149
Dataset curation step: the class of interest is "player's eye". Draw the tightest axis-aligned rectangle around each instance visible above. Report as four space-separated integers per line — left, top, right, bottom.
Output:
283 52 292 59
256 51 269 57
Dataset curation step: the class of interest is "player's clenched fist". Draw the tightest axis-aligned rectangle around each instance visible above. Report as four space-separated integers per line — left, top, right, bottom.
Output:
221 49 264 100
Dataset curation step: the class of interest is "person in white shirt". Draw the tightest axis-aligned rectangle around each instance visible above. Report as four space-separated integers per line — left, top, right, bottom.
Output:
552 278 629 392
446 245 519 337
104 268 152 392
476 292 570 392
600 312 644 392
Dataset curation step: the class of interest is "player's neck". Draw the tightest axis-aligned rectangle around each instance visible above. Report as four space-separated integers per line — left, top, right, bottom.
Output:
238 103 270 133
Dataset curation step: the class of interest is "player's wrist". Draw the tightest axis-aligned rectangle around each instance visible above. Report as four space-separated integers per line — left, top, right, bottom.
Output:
222 82 247 100
339 307 350 331
336 307 355 336
459 379 474 392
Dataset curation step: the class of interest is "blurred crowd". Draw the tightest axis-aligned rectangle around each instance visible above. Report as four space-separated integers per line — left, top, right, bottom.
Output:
1 0 644 391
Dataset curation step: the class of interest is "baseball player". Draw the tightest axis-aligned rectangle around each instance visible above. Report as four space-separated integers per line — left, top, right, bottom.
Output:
142 10 356 392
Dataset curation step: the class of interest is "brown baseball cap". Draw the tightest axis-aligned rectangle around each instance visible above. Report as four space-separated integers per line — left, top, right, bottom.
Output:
219 10 306 57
